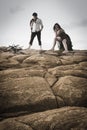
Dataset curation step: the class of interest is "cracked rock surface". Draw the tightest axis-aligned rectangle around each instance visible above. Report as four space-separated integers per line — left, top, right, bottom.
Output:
0 49 87 129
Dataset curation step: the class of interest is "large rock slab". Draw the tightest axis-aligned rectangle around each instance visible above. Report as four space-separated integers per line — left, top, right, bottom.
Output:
61 55 87 65
52 76 87 107
0 76 57 118
0 68 46 82
48 64 87 78
0 119 33 130
23 53 61 68
0 52 19 70
0 107 87 130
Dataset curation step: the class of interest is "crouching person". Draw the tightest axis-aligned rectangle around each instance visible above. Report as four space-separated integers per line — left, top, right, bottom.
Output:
51 23 73 53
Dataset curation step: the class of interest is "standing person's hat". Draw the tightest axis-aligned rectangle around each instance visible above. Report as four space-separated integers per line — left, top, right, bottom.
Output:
32 12 38 17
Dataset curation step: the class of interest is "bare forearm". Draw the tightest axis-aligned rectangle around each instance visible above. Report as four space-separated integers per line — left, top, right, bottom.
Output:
41 25 43 31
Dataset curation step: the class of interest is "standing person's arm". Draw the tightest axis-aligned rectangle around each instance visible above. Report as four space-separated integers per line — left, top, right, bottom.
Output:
40 19 43 31
30 19 34 31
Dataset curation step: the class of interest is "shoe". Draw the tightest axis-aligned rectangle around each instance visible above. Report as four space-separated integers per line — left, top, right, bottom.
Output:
62 50 69 54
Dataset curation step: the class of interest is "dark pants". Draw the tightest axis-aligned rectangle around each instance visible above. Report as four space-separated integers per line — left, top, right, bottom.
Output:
29 31 41 46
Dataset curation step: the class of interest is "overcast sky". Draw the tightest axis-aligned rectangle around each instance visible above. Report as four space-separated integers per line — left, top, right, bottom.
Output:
0 0 87 50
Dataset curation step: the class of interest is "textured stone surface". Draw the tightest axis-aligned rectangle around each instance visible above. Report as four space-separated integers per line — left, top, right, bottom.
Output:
0 49 87 129
52 76 87 106
0 107 87 130
0 77 57 115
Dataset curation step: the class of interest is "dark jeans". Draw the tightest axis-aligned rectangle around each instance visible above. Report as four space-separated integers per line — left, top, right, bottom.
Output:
29 31 41 46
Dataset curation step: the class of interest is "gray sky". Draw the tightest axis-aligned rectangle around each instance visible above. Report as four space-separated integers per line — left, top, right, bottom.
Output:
0 0 87 50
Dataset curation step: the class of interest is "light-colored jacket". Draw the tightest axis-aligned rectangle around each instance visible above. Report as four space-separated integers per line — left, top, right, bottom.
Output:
30 18 43 32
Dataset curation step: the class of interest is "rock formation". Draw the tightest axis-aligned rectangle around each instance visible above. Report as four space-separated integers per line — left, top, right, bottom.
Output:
0 48 87 130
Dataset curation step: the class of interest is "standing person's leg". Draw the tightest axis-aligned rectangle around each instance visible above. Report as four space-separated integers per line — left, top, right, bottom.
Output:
29 32 36 49
36 31 42 50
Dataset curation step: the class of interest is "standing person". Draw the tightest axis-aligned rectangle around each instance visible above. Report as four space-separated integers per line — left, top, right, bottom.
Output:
51 23 73 53
28 12 43 50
